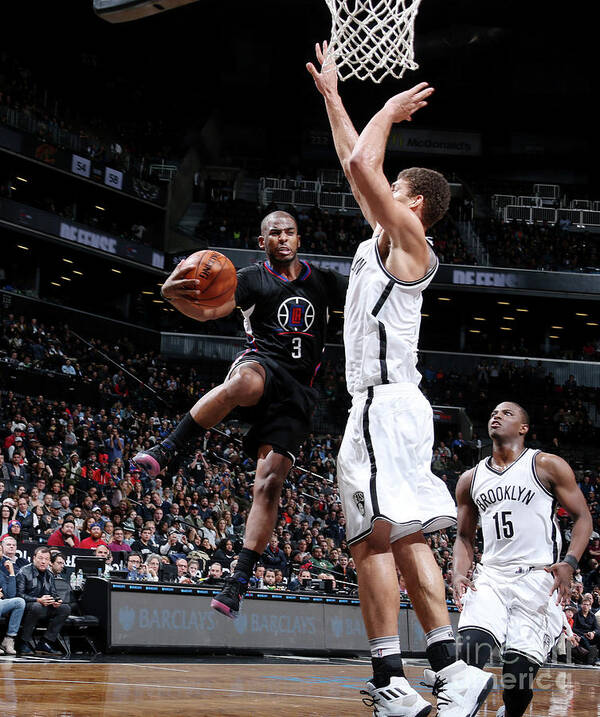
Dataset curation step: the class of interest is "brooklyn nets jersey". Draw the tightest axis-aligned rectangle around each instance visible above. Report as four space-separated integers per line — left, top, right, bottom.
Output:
470 448 562 568
235 260 347 386
343 234 438 396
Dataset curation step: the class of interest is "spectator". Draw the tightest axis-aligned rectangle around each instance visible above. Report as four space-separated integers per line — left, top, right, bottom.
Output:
0 541 26 655
107 527 132 554
572 597 600 665
141 553 162 582
48 552 78 612
14 497 39 539
262 568 284 591
47 515 80 547
212 538 236 571
130 526 155 558
0 536 28 576
79 522 107 550
200 562 225 587
332 552 357 588
15 545 70 656
125 552 144 581
262 535 287 572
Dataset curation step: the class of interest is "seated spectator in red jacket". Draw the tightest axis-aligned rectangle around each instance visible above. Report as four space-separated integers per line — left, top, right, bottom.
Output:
107 527 132 554
79 523 108 550
47 516 80 548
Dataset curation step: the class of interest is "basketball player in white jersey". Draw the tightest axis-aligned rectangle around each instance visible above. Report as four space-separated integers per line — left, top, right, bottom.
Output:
308 43 492 717
453 401 592 717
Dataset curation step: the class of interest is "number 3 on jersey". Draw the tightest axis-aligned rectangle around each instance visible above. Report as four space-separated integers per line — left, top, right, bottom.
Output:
493 510 514 539
291 336 302 359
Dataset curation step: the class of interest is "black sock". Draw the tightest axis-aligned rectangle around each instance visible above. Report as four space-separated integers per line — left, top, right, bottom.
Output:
426 639 456 673
164 412 204 452
233 547 261 587
371 653 405 688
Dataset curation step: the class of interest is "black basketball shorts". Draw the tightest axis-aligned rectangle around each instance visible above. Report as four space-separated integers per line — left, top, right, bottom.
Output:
227 354 318 462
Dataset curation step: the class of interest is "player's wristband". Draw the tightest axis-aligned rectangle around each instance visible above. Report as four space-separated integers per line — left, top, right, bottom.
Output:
562 554 578 571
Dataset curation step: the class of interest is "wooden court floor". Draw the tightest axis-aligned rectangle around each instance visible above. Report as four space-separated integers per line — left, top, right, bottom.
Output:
1 659 599 716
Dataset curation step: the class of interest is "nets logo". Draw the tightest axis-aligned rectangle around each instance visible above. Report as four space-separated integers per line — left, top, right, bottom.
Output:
277 297 315 333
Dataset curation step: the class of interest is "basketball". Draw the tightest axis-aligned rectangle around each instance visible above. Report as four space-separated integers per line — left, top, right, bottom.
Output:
180 250 237 307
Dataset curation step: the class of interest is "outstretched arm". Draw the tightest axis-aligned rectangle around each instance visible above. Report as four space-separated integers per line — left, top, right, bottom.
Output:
307 42 376 229
160 261 235 322
537 452 593 605
349 84 434 274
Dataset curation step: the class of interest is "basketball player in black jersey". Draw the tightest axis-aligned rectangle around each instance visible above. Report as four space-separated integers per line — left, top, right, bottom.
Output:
453 401 592 717
134 210 347 617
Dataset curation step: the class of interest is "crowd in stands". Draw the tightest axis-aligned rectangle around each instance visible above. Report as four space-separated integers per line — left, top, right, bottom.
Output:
195 197 476 265
0 51 174 180
1 310 599 657
476 218 600 273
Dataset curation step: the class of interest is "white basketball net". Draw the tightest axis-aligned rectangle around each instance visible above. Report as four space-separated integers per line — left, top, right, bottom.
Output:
324 0 422 83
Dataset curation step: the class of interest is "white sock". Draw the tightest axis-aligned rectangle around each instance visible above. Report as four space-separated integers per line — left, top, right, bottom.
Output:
369 635 402 658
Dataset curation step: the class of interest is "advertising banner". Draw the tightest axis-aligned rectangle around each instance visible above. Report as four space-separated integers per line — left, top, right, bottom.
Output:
0 199 165 270
387 128 482 156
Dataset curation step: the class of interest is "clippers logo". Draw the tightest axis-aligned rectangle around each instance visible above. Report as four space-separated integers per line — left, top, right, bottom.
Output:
353 491 366 517
277 297 315 333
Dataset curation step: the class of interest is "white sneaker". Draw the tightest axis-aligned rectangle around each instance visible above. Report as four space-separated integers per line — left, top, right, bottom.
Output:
422 660 493 716
361 675 432 716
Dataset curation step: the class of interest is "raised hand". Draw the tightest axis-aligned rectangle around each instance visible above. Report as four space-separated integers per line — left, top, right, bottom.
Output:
383 82 434 123
161 261 202 301
306 40 338 98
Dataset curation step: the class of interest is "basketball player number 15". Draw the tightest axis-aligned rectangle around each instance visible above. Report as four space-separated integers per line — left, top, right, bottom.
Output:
292 337 302 358
493 511 514 540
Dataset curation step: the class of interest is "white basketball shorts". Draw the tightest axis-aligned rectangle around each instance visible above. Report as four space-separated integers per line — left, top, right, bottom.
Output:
337 383 457 547
457 563 564 665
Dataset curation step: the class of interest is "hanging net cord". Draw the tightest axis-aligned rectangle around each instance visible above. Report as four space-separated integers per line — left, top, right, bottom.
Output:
325 0 421 83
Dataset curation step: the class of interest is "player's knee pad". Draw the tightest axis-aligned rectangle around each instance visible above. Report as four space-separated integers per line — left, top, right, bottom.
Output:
458 628 495 669
502 651 539 717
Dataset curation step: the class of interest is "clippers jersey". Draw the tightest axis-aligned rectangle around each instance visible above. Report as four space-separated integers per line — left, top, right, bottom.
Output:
470 448 561 568
343 235 438 396
234 260 347 386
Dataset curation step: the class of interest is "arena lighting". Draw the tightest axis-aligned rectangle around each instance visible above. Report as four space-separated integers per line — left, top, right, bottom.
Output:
9 186 16 191
73 270 83 276
421 313 429 317
587 322 599 326
437 297 451 301
16 245 30 250
500 327 512 331
152 299 163 304
549 335 560 339
62 258 74 263
473 317 486 321
576 312 588 316
497 301 510 305
469 329 481 334
502 316 515 321
142 291 154 295
516 308 528 312
93 0 201 23
15 176 28 182
551 326 564 329
95 205 105 211
60 276 72 282
111 268 122 274
50 282 61 287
